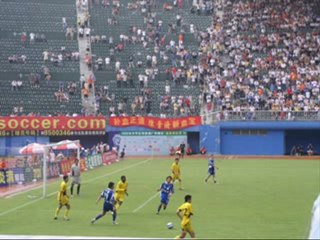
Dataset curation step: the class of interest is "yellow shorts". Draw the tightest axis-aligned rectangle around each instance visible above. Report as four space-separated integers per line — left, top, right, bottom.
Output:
181 222 193 233
172 174 181 181
115 194 125 202
59 196 69 205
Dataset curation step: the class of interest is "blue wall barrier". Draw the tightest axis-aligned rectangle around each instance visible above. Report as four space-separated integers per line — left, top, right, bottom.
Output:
1 121 319 156
200 121 320 155
220 130 284 155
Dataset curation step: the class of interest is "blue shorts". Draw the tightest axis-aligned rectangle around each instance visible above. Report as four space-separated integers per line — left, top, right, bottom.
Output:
208 167 215 175
103 202 114 213
160 194 169 205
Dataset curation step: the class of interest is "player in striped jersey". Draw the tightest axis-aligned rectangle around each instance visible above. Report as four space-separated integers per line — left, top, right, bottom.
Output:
205 155 217 183
91 181 118 225
156 176 174 214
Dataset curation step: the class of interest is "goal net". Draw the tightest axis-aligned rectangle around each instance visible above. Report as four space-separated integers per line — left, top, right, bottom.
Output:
42 140 80 198
0 140 80 198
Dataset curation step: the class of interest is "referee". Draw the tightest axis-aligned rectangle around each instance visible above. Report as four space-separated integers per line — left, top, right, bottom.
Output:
70 158 81 197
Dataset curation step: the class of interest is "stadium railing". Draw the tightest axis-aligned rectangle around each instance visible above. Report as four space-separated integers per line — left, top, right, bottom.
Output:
202 111 320 124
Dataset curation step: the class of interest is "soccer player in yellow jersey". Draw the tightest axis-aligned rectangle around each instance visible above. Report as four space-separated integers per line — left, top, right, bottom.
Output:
176 194 195 239
114 175 128 210
171 157 183 190
54 175 70 221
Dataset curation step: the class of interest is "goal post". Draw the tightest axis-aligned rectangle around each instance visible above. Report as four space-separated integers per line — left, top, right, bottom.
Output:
42 140 80 198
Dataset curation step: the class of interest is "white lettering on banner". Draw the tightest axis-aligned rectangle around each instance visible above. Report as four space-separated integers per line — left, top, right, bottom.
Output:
102 152 118 164
86 154 103 168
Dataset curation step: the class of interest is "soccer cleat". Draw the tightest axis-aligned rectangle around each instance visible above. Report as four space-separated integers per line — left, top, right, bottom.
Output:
156 212 159 215
53 217 58 220
214 180 217 184
205 179 207 183
113 221 118 225
91 218 96 224
64 217 70 221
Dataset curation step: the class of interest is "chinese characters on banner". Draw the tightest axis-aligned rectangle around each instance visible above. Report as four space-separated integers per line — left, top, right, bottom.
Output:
109 116 201 130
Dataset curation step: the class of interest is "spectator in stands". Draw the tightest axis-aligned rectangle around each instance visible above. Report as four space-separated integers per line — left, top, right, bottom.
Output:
85 53 92 69
96 57 103 70
66 27 75 41
29 32 35 45
43 50 49 62
85 27 91 37
78 26 84 38
11 80 17 91
62 17 68 31
82 87 89 98
17 80 22 90
20 33 27 48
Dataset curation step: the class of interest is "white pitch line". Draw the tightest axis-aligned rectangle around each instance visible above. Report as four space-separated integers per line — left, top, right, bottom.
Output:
0 235 160 239
0 191 57 217
82 159 151 184
5 158 151 199
6 184 43 199
0 159 151 217
132 192 160 213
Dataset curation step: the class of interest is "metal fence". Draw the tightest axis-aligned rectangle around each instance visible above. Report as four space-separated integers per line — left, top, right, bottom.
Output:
202 111 320 124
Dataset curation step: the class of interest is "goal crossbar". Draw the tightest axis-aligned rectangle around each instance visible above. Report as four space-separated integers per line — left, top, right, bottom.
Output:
42 140 80 198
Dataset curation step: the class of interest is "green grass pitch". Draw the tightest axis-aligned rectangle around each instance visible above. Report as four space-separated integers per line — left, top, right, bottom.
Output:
0 157 319 239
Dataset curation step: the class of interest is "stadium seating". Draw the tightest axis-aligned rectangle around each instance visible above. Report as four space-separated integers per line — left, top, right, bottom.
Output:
202 0 320 116
0 0 81 115
89 0 211 116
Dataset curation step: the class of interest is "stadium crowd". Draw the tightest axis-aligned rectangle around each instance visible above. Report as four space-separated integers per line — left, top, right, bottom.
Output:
200 0 320 120
3 0 320 120
89 0 214 117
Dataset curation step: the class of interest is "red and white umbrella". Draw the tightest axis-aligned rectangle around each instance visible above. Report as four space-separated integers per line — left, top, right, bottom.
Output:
52 140 81 150
19 143 45 155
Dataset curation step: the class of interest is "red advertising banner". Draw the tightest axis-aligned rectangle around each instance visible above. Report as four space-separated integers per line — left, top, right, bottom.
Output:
60 158 87 176
80 158 87 171
0 116 106 131
109 116 201 130
60 158 74 176
102 151 118 165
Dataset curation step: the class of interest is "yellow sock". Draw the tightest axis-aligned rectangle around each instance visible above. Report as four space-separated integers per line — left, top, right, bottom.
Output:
175 235 181 240
54 208 60 217
64 209 69 218
115 203 120 211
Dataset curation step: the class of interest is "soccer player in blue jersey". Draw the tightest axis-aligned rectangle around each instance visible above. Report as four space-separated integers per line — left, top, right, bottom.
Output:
91 181 118 225
205 154 217 183
156 176 174 214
